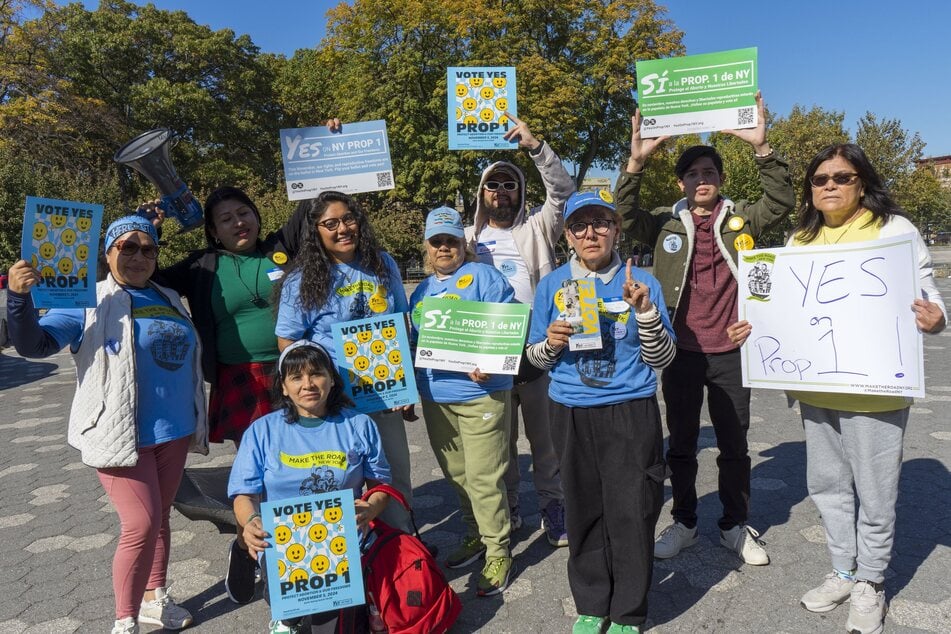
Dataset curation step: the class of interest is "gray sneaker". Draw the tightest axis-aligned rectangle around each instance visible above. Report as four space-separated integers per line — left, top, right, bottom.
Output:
846 580 887 634
654 522 698 559
720 524 769 565
138 586 193 630
801 572 855 613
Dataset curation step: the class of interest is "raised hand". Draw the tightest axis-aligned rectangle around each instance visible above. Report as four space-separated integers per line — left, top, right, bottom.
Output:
627 108 670 173
622 258 652 313
502 112 541 151
721 90 770 155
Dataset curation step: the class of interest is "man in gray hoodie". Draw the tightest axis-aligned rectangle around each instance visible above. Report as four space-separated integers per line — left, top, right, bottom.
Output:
464 113 576 547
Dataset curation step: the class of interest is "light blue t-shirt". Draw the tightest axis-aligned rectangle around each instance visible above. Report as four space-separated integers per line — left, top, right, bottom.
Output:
39 286 197 447
275 252 408 359
228 408 391 503
528 264 674 408
409 261 516 403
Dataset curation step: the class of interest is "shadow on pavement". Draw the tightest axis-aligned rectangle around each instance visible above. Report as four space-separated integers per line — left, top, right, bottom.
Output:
0 352 59 390
890 457 950 597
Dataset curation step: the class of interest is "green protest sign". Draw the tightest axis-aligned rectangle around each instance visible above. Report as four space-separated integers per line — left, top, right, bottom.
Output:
414 297 530 375
636 47 758 137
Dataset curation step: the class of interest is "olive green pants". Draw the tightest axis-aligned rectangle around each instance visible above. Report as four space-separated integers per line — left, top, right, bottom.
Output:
423 391 512 558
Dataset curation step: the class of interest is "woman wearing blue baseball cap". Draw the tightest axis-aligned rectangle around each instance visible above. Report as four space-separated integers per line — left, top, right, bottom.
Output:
6 215 207 634
526 191 676 633
410 206 517 596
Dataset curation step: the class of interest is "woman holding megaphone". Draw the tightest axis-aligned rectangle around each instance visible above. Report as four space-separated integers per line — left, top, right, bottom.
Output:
143 186 308 606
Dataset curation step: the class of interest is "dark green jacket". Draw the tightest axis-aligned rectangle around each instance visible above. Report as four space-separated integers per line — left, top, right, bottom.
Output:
615 153 795 320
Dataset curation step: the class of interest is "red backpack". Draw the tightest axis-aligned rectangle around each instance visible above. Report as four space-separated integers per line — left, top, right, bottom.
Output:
361 484 462 634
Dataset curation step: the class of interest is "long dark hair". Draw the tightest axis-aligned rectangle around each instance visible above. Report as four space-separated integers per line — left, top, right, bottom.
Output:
286 191 392 311
203 186 262 250
795 144 906 243
273 344 353 423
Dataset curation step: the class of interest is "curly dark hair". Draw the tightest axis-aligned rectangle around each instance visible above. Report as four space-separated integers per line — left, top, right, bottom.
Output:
795 144 906 244
273 343 354 423
202 186 261 250
285 191 392 311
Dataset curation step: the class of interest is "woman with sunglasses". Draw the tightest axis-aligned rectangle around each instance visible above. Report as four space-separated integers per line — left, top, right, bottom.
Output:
143 186 308 604
6 216 207 634
525 191 675 634
728 144 946 634
408 207 517 596
275 190 414 534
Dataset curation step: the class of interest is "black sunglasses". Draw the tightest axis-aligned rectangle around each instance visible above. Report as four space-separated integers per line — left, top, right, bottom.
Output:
810 173 859 188
428 236 460 248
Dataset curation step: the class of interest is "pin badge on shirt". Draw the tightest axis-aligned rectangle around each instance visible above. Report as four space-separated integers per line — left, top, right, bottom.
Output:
727 216 746 232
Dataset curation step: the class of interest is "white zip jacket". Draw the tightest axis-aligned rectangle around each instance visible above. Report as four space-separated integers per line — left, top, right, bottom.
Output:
68 274 208 468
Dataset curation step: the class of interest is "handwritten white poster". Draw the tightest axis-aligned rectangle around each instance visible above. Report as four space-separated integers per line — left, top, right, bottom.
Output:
738 235 924 397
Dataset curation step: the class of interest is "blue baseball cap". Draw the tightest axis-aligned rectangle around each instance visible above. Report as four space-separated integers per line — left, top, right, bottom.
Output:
104 215 159 252
425 206 465 240
564 190 616 222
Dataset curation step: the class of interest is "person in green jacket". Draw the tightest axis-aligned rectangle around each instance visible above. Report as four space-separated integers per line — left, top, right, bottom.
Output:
614 91 795 566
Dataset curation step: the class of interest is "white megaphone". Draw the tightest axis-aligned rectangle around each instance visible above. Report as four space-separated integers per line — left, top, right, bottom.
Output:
114 128 204 232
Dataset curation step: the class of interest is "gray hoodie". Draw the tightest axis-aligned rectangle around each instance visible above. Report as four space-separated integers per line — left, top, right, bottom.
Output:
464 141 576 291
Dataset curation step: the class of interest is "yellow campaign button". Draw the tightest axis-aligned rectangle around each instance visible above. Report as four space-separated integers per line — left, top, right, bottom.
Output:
368 294 388 313
272 252 288 265
734 234 755 251
598 189 614 204
456 274 474 289
727 216 746 232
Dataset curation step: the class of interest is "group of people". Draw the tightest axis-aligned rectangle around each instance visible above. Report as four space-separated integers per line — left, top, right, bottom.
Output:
5 94 946 634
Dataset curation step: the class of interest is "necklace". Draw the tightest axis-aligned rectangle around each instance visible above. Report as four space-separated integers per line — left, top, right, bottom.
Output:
822 208 866 245
230 251 267 308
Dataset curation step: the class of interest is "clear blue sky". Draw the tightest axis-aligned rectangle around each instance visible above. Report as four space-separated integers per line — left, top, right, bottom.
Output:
84 1 948 159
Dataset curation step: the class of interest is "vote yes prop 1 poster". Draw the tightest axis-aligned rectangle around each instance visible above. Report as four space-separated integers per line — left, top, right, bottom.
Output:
280 120 394 200
261 490 365 621
447 66 517 150
21 196 104 308
332 314 418 414
737 234 924 397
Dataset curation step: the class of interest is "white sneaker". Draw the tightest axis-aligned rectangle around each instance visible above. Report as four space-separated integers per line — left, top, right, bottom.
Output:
846 580 887 634
139 586 194 630
800 572 855 613
111 616 139 634
654 522 698 559
720 525 769 565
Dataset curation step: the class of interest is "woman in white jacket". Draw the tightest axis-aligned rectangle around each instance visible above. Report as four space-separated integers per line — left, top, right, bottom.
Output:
6 216 208 634
729 144 945 634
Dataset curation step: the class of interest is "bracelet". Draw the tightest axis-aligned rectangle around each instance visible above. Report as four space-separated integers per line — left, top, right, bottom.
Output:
754 148 775 158
245 512 261 525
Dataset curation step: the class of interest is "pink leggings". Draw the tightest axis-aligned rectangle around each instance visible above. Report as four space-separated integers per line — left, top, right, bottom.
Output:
97 436 190 619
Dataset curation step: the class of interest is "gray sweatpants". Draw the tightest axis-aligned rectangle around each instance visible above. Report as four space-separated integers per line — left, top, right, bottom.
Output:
801 403 908 583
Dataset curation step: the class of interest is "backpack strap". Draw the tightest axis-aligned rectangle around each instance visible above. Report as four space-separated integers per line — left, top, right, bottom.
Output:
362 483 408 510
362 483 422 538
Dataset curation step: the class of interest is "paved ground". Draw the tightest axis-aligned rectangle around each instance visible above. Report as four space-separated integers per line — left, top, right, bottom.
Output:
0 278 949 634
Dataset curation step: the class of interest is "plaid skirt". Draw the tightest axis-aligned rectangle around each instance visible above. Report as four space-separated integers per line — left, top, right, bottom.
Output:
208 361 276 443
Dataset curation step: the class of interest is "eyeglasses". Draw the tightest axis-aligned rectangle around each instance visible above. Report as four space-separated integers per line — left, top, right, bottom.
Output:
112 240 159 259
568 218 615 238
810 173 860 188
316 214 358 231
428 236 460 248
483 181 518 192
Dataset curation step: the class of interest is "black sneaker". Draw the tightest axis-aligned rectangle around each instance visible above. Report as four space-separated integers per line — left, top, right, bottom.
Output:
224 538 257 604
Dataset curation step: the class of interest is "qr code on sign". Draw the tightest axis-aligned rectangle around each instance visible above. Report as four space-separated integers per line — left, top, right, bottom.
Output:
502 355 518 372
737 107 755 126
376 171 393 188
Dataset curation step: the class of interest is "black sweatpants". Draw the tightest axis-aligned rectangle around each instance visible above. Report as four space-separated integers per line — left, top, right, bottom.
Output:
550 397 666 626
662 348 751 531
